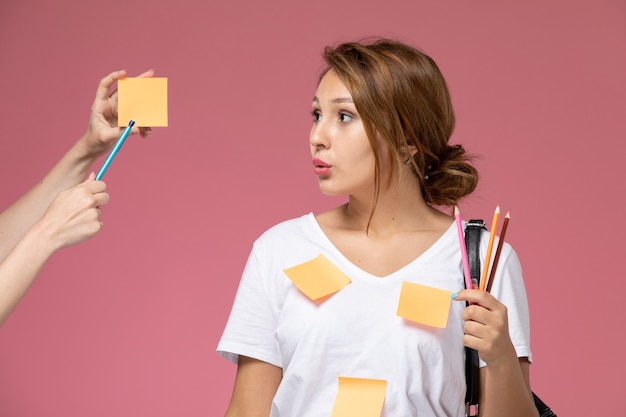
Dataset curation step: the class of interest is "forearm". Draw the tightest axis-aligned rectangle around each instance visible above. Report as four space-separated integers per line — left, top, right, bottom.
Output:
40 134 99 190
225 356 282 417
479 357 538 417
0 135 96 260
0 223 58 327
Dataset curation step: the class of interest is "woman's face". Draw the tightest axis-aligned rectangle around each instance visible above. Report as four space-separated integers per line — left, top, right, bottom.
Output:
310 70 390 197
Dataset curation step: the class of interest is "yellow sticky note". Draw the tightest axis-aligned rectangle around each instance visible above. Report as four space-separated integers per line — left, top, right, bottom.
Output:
118 77 168 127
331 376 387 417
396 281 452 328
283 254 351 301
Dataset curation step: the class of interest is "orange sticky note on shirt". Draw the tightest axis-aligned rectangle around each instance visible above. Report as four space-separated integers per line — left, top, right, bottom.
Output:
330 376 387 417
396 281 452 328
118 77 168 127
283 254 351 301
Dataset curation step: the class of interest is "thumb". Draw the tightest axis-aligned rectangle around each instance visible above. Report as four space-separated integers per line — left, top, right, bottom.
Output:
83 172 96 182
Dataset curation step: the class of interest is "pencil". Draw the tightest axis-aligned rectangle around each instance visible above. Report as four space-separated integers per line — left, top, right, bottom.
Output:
454 206 474 291
479 205 500 291
96 120 135 180
486 210 510 293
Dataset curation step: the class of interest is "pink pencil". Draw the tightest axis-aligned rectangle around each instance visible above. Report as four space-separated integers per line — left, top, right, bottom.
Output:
454 206 474 291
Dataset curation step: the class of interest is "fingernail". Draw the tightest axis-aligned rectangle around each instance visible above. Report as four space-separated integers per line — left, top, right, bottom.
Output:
450 292 458 300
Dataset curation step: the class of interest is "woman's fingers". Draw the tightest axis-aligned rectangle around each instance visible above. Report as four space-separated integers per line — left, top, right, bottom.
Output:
136 68 155 78
453 289 513 363
106 68 153 101
94 70 126 102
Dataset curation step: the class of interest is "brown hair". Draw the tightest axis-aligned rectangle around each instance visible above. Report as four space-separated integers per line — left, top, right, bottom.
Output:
321 38 478 209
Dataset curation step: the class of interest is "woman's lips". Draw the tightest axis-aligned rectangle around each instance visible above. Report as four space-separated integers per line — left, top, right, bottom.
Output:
313 158 331 175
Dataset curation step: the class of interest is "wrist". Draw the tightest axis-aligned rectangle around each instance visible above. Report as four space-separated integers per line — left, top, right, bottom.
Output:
484 344 520 374
21 221 61 258
75 131 104 160
63 134 105 177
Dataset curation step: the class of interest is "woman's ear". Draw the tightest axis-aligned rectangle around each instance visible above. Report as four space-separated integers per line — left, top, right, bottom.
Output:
400 144 418 161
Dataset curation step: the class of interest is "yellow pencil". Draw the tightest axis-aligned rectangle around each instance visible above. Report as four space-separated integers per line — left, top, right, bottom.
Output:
486 210 510 293
479 205 500 291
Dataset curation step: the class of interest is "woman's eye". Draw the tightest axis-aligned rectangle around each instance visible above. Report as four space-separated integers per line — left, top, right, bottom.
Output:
311 111 321 122
339 113 353 123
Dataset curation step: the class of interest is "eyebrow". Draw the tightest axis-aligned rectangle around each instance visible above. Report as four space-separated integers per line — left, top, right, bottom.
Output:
312 96 354 104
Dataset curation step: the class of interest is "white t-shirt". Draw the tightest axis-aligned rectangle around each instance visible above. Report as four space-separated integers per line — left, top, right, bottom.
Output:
217 213 532 417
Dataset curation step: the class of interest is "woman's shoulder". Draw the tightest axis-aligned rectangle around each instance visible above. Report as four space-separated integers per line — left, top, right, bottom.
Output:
248 213 330 265
254 213 317 245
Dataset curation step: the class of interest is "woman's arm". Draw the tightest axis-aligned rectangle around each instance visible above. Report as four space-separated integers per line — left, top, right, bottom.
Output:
0 69 153 262
453 290 538 417
478 357 536 417
224 356 283 417
0 177 109 326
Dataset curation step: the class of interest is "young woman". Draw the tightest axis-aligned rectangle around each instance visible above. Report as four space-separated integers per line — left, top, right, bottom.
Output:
218 38 538 417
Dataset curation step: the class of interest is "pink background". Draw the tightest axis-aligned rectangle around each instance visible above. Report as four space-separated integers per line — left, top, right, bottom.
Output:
1 0 624 415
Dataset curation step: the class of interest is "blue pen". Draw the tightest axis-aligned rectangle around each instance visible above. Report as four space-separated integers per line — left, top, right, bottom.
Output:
95 120 135 180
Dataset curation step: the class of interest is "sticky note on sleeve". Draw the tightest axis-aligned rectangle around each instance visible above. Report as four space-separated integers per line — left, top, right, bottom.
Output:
283 254 351 301
396 281 452 328
330 376 387 417
118 77 168 127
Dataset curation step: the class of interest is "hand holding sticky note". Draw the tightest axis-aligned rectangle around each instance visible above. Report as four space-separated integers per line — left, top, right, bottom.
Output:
95 76 168 179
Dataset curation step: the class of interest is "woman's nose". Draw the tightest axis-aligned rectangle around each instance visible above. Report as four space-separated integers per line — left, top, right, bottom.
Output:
310 123 329 150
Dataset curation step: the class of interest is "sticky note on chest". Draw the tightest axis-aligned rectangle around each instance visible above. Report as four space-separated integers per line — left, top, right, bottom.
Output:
283 254 351 301
118 77 168 127
331 376 387 417
396 281 452 328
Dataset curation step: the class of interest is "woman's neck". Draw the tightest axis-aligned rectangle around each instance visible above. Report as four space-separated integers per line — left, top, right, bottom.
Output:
341 180 451 236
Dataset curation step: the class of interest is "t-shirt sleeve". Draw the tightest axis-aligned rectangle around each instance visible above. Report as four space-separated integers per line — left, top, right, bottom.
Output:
479 241 533 367
216 242 283 367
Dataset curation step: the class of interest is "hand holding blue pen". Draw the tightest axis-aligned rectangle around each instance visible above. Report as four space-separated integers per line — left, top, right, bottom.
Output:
95 120 135 180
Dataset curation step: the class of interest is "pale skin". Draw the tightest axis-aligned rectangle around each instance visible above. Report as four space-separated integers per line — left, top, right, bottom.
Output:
0 175 109 326
224 70 538 417
0 69 153 327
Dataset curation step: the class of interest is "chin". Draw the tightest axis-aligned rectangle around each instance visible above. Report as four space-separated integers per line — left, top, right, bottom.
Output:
317 185 344 197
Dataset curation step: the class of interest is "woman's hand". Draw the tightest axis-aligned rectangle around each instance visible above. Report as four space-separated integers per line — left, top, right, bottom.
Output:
452 289 517 365
36 173 111 251
81 69 154 157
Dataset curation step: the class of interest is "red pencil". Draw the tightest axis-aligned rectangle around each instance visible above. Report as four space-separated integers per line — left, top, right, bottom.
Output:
486 210 510 293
